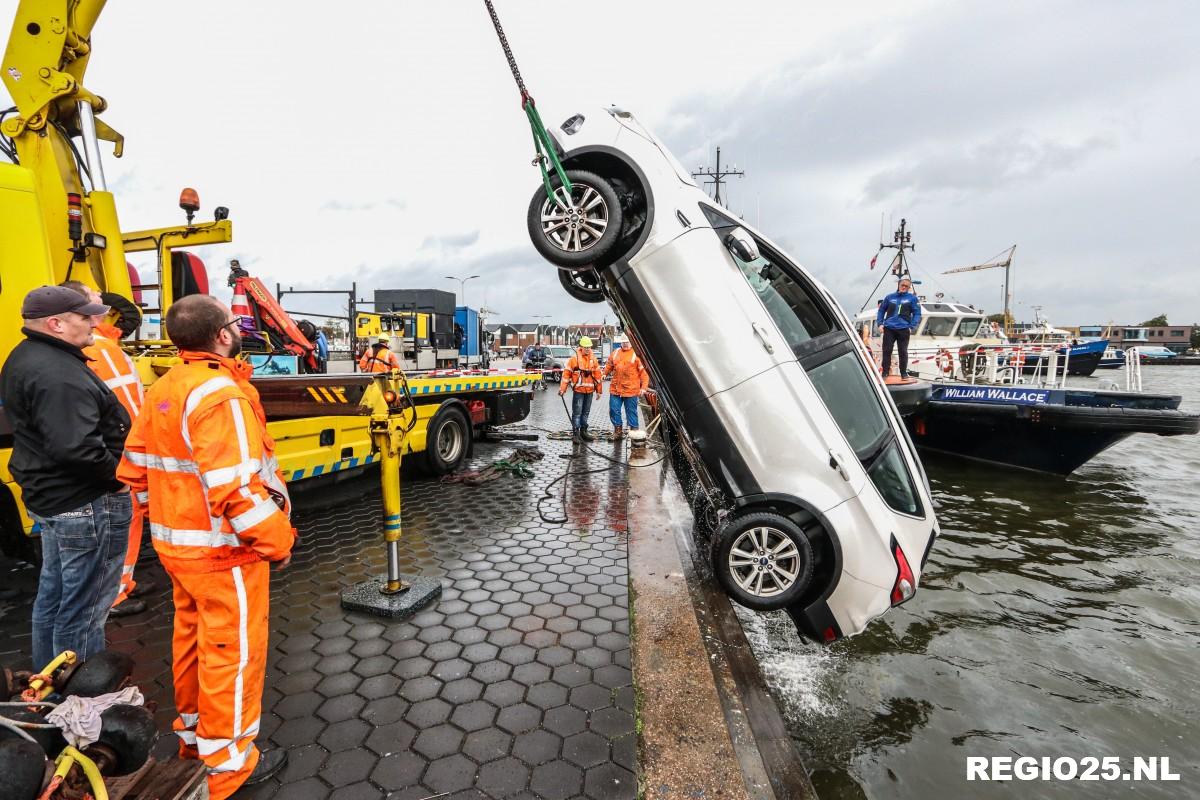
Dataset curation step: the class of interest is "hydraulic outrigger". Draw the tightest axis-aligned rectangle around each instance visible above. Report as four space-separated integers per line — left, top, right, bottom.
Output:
342 370 442 617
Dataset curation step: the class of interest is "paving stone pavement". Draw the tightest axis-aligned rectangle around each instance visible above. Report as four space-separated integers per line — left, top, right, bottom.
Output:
0 393 637 799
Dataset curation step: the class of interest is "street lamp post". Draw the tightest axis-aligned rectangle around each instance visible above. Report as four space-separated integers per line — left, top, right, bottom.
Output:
445 274 480 364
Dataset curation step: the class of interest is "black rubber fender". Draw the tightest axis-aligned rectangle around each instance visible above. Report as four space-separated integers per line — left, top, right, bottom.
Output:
94 704 157 776
60 650 134 698
0 738 46 800
0 707 66 757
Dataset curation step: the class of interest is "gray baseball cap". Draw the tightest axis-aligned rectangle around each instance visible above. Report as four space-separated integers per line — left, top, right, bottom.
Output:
21 285 110 318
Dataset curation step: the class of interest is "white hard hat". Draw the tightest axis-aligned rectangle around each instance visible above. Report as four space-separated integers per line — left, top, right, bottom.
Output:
614 335 629 344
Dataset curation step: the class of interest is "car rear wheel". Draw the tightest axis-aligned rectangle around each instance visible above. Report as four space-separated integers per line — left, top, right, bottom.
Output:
424 406 471 475
558 268 605 303
713 512 813 611
528 170 624 269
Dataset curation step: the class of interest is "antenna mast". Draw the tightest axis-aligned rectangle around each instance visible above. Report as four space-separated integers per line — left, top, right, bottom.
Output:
691 146 744 207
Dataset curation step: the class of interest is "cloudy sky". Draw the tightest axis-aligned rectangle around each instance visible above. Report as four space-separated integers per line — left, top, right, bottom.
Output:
6 0 1197 328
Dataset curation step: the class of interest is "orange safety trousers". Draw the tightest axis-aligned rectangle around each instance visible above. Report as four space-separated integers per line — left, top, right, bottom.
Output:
84 325 148 607
170 559 269 800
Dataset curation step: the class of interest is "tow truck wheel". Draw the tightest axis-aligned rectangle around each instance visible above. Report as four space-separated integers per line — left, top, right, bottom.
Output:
425 406 471 475
713 512 814 612
557 268 605 304
528 170 624 269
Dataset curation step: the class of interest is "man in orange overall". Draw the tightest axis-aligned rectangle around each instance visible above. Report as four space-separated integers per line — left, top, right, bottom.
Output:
62 281 150 617
118 295 294 797
358 336 402 372
603 335 649 438
559 336 603 441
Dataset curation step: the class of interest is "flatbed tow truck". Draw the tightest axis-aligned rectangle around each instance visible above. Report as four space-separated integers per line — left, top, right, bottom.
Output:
0 1 547 793
0 0 537 565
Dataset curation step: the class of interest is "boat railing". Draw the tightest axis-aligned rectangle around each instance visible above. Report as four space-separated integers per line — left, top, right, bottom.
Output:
958 343 1070 388
1125 347 1143 392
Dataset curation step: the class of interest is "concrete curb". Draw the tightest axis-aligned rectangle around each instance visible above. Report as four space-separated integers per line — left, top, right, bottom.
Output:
627 448 817 799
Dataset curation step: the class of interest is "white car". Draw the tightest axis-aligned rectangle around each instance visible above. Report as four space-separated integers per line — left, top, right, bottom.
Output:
525 107 939 643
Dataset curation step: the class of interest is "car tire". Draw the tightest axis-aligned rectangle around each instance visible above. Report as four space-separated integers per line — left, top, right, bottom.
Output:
528 170 624 269
424 405 472 475
558 268 606 303
712 512 814 612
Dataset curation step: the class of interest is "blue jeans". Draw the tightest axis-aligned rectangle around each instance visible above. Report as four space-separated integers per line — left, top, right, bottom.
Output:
609 394 639 428
30 492 131 669
571 391 594 431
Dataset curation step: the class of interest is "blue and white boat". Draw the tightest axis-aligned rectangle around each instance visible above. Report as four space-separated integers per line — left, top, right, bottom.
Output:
1097 346 1126 369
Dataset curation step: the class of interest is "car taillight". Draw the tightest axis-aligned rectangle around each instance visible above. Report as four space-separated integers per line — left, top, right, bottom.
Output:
890 537 915 606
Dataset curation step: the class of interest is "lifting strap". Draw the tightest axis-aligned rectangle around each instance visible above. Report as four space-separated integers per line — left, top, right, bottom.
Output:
482 0 574 202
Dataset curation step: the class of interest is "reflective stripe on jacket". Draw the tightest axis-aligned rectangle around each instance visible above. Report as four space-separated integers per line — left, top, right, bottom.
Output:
117 351 295 573
560 349 603 394
603 348 649 397
358 346 401 373
84 323 144 420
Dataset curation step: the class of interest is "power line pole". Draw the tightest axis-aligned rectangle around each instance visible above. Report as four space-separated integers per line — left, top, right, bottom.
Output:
691 146 744 207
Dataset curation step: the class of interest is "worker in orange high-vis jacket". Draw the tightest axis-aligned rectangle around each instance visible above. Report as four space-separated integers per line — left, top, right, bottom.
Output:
62 281 150 617
558 336 603 442
603 335 649 439
358 336 402 373
117 295 294 797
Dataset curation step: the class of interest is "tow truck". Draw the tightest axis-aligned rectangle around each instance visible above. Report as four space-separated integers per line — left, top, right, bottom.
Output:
0 0 536 563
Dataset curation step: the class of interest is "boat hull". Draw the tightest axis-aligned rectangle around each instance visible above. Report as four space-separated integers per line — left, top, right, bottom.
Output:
906 384 1200 474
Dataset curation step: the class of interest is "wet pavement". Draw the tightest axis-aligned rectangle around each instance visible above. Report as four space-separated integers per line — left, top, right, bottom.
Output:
0 394 638 799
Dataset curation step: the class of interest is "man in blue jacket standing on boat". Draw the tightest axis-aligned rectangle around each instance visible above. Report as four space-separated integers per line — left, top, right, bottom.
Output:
877 277 922 379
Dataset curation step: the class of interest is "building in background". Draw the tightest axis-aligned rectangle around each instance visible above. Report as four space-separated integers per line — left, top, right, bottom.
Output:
1074 324 1196 353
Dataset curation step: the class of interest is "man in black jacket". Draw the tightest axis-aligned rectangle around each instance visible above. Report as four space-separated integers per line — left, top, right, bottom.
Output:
0 286 132 669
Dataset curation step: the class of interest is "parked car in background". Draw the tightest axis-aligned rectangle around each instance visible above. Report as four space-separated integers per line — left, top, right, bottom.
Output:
524 106 939 643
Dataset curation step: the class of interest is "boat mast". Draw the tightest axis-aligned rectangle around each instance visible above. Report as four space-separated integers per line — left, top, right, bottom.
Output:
881 218 915 287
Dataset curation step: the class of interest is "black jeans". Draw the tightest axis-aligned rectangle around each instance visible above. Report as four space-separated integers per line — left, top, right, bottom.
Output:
882 328 911 377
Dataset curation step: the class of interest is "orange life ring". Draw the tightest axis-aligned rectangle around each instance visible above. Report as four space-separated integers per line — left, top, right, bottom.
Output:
935 349 955 377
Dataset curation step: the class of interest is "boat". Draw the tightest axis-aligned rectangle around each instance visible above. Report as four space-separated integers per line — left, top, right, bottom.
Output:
864 222 1200 474
1011 321 1107 377
907 383 1199 474
1097 345 1126 369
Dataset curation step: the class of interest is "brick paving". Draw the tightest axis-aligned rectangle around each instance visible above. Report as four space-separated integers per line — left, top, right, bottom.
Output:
0 394 637 799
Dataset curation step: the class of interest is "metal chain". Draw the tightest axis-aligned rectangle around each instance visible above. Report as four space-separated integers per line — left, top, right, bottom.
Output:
483 0 527 99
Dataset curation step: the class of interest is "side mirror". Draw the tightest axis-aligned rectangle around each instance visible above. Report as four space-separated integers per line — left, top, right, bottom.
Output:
723 227 760 262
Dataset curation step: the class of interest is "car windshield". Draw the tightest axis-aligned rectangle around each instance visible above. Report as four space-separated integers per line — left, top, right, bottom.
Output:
922 316 957 337
548 346 574 358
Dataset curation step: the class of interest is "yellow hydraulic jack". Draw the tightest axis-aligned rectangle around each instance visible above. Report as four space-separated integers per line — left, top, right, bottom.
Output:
339 370 442 618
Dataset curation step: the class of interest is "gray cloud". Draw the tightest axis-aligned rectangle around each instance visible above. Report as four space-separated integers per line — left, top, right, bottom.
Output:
861 132 1115 201
420 230 480 251
319 198 406 212
652 1 1200 326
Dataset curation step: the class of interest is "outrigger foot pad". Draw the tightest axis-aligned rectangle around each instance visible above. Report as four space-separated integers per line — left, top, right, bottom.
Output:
340 575 442 619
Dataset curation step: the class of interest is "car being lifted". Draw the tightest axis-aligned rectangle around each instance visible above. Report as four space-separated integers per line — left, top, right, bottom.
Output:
525 107 939 643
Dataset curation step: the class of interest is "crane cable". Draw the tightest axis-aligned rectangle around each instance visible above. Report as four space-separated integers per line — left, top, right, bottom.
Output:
482 0 574 203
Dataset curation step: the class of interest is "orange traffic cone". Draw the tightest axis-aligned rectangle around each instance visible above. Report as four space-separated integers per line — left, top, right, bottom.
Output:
231 280 252 319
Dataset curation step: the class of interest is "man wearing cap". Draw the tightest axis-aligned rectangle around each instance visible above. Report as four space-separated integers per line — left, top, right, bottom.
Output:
0 286 132 668
559 336 603 441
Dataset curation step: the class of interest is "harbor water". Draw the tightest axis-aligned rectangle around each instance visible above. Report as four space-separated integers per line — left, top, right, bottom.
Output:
738 366 1200 799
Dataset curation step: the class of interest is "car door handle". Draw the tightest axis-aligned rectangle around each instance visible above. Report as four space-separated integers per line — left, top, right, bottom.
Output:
828 449 851 481
752 323 775 354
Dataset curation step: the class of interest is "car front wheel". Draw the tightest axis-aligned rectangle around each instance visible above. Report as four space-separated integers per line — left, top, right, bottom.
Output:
713 512 814 611
528 170 624 269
